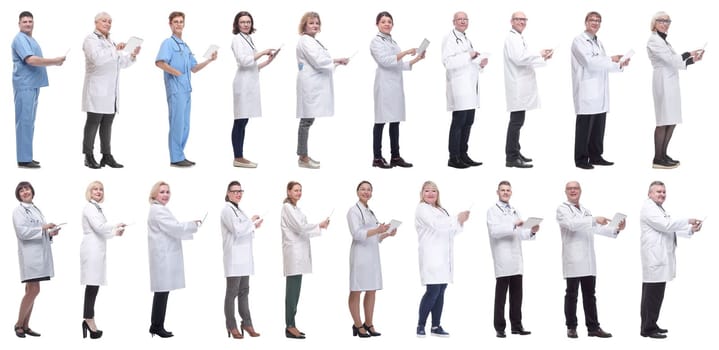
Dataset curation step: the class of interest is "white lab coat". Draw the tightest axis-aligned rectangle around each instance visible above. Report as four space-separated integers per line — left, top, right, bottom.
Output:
80 200 121 286
370 32 410 123
13 202 54 282
640 198 692 283
147 202 197 292
232 33 262 118
415 202 462 285
221 202 255 277
281 202 322 276
442 29 483 111
81 31 134 114
486 201 535 278
347 202 382 291
556 202 617 278
503 29 546 112
570 32 622 115
647 32 687 126
296 34 335 118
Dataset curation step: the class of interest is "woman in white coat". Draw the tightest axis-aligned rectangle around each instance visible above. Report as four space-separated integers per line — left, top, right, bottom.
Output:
147 181 200 338
222 180 263 339
231 11 276 168
81 12 139 169
12 181 61 338
295 12 348 169
346 180 395 337
80 181 126 339
414 181 469 337
647 12 704 169
369 11 425 169
281 181 329 338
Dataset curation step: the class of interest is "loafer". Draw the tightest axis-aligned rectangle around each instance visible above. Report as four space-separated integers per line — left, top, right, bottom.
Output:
233 159 257 168
575 162 594 170
372 158 392 169
567 328 578 338
390 157 413 168
652 158 678 169
641 332 667 339
18 161 41 169
461 154 482 166
496 330 506 338
657 327 668 334
506 158 533 168
448 157 470 169
590 158 614 166
519 153 532 162
430 326 449 337
588 327 612 338
416 326 426 338
298 158 320 169
171 159 194 167
511 327 531 335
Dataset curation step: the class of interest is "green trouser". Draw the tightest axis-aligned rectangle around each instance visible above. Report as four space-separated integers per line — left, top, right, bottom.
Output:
285 275 303 327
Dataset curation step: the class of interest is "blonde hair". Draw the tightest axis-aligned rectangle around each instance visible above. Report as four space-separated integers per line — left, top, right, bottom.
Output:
85 181 105 202
419 180 442 208
149 181 169 203
650 11 670 31
298 12 320 35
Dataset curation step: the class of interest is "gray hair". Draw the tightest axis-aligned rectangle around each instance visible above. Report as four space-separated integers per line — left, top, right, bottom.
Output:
650 11 669 31
95 12 111 22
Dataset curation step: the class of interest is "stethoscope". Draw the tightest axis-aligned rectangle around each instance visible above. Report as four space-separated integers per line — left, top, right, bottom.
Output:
171 35 186 53
584 34 604 57
239 32 256 51
452 30 473 48
356 203 378 225
564 202 591 217
496 203 516 216
376 33 396 45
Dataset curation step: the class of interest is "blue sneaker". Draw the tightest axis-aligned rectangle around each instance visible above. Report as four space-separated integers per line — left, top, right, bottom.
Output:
431 326 450 337
416 326 426 338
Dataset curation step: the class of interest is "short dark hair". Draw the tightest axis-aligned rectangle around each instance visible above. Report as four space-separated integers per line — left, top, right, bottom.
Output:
19 11 33 21
169 11 185 23
225 180 242 202
648 180 665 192
497 180 512 189
233 11 256 35
585 11 601 22
375 11 393 25
15 181 35 201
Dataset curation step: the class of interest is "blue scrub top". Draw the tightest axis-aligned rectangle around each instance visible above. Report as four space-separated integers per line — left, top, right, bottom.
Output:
156 35 197 95
11 32 49 90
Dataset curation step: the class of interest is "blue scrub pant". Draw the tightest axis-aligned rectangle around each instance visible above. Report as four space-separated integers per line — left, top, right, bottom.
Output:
167 92 191 163
14 88 39 163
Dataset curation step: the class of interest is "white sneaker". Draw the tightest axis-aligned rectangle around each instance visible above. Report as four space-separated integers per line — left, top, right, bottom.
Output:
298 158 320 169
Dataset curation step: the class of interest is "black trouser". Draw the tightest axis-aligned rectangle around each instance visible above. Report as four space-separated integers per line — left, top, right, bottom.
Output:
372 122 400 159
83 112 115 155
564 276 600 331
83 285 99 318
574 113 606 165
448 109 475 158
151 291 170 329
494 275 523 331
231 119 249 158
640 282 666 335
505 111 526 161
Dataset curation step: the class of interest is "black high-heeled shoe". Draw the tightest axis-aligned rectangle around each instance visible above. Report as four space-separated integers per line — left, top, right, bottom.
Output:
149 326 173 338
363 323 381 336
352 324 371 338
14 325 25 338
23 328 41 337
82 320 103 339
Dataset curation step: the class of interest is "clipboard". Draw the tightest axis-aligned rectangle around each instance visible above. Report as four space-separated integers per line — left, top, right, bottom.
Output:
48 222 67 234
124 36 143 53
203 44 219 59
417 38 430 56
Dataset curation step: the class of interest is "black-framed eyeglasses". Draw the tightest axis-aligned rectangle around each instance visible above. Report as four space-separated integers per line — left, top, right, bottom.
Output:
656 19 672 24
229 190 244 194
512 17 528 22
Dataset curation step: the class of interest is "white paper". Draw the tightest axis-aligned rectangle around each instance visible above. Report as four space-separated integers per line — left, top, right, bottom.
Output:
607 212 627 230
619 49 634 64
48 222 67 234
124 36 143 53
203 44 219 59
523 217 543 228
387 219 402 233
417 38 430 55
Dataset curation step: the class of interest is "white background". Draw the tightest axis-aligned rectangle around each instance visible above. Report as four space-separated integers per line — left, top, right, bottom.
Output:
1 0 716 349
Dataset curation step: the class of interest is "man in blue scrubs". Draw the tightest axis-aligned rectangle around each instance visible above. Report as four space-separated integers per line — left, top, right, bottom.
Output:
155 11 217 167
11 11 65 168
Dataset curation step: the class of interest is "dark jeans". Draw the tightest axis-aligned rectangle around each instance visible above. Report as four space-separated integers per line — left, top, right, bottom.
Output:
83 112 115 155
564 276 600 331
151 291 170 329
83 285 99 319
448 109 475 158
231 119 249 158
494 275 523 331
372 122 400 159
505 111 525 161
574 113 606 165
640 282 666 335
418 283 447 328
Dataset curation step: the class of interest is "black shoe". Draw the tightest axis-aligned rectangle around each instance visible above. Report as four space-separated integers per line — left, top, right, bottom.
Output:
590 158 614 166
31 160 40 165
390 157 413 168
511 327 531 335
23 328 40 337
285 328 306 339
171 159 194 167
641 332 667 339
575 162 594 170
14 326 25 338
496 330 506 338
657 327 668 334
372 158 392 169
664 156 679 165
18 161 41 169
100 154 124 168
652 158 678 169
448 157 470 169
82 321 103 339
363 323 381 336
461 154 482 166
185 158 196 165
506 158 533 168
352 324 371 338
519 153 532 163
149 326 173 338
588 327 612 338
84 154 101 169
567 328 578 338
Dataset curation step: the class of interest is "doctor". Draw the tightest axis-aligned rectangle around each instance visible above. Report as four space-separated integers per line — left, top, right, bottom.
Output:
639 181 702 339
571 11 629 169
369 11 425 169
231 11 276 168
81 12 140 169
556 181 624 338
221 181 263 339
155 11 217 167
486 180 538 338
281 181 330 338
295 12 349 169
12 181 61 338
503 12 552 168
442 11 487 169
647 12 704 169
346 180 396 337
80 181 126 339
147 181 201 338
415 181 469 337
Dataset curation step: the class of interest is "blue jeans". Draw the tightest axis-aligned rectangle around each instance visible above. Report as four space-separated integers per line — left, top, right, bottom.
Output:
418 283 447 327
